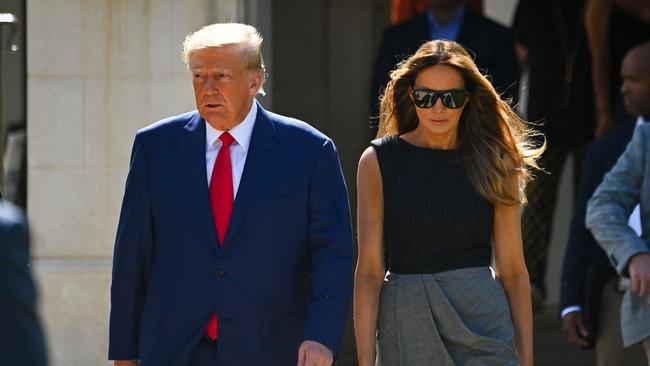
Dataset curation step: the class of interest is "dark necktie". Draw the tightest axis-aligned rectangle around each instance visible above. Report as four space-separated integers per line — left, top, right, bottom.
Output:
206 131 235 340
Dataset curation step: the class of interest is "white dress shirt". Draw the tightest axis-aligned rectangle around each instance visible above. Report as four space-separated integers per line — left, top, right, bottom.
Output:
626 116 646 235
205 100 257 197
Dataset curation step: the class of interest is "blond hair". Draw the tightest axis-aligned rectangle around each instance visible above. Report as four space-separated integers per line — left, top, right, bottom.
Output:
378 40 544 205
182 23 266 94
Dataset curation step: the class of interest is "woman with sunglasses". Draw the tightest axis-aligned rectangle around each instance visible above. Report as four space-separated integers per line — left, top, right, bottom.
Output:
354 40 543 366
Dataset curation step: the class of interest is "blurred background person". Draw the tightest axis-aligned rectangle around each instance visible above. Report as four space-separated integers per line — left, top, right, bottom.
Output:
559 42 650 366
585 0 650 137
0 199 47 366
586 41 650 366
513 0 595 309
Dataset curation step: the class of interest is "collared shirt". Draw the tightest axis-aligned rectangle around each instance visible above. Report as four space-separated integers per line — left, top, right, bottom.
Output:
627 116 646 235
205 100 257 197
426 4 467 41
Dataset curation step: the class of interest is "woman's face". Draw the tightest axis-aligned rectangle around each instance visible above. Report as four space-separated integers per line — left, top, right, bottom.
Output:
411 64 468 147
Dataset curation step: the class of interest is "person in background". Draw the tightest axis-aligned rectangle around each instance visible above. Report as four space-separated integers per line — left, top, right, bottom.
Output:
585 0 649 137
355 40 540 366
513 0 595 308
560 42 650 366
0 199 47 366
586 41 650 366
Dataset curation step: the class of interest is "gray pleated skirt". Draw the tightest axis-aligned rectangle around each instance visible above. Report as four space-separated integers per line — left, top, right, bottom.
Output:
376 266 518 366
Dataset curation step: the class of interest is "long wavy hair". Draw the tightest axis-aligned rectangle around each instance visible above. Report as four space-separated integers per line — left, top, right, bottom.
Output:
377 40 544 205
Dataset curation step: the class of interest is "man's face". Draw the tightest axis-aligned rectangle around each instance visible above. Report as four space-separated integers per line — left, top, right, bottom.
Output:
190 45 261 130
621 51 650 118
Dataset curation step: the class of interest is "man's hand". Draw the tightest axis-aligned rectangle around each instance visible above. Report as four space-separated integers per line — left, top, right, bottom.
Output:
629 253 650 304
114 361 138 366
297 340 333 366
561 311 590 348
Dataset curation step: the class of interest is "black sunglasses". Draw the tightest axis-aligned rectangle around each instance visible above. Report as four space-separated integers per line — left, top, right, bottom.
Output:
412 88 468 109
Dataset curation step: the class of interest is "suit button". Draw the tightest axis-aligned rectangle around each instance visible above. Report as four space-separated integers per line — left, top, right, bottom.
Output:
216 269 226 278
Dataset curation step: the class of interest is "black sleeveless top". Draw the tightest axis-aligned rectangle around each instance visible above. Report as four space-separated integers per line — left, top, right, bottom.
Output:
371 136 494 274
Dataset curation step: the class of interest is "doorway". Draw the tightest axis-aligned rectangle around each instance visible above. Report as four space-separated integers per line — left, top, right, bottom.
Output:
0 0 26 207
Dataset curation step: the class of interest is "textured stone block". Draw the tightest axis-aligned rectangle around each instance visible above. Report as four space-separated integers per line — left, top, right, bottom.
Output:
33 260 113 366
29 168 118 259
28 78 83 168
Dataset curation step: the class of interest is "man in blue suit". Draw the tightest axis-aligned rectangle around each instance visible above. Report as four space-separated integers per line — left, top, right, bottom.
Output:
560 42 650 365
109 23 354 366
587 41 650 364
558 119 646 363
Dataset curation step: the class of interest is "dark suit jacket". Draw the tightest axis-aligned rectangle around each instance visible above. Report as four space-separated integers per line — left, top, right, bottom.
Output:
108 103 354 365
0 201 47 366
513 0 594 147
559 121 636 345
370 8 519 119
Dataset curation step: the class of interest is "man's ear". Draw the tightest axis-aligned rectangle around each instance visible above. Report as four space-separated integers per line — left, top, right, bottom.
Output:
248 70 262 96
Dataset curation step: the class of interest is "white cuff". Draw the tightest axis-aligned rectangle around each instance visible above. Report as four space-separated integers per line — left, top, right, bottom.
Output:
560 306 583 318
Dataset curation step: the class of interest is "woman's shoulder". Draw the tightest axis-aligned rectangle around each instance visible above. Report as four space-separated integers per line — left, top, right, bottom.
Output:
365 136 401 171
370 135 400 149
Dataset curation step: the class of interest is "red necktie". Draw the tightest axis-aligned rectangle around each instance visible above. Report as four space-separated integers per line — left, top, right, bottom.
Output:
206 131 235 340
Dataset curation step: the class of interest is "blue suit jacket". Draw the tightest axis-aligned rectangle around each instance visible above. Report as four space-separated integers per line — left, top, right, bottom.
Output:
0 201 47 366
559 121 636 345
108 103 354 365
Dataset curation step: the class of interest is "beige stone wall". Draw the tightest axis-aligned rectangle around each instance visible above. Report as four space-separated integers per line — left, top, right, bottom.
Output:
26 1 243 364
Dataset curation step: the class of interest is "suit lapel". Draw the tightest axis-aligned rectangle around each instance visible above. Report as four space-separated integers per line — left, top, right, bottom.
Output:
221 103 279 251
179 112 219 253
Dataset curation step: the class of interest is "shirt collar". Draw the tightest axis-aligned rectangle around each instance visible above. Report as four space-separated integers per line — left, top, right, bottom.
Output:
427 4 467 30
205 100 258 152
638 115 648 126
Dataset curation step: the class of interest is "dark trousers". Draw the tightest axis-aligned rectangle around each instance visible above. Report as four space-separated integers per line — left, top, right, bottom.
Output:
522 143 587 296
189 335 218 366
